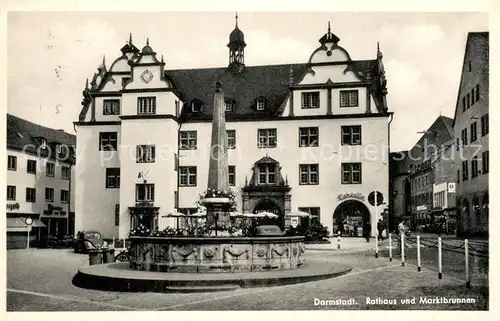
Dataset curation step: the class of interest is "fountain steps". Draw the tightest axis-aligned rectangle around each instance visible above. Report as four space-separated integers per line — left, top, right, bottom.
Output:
72 260 352 293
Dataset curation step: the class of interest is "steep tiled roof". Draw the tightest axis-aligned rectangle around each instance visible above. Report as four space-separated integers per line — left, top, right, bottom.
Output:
7 114 76 164
166 60 380 121
439 115 454 136
166 63 308 121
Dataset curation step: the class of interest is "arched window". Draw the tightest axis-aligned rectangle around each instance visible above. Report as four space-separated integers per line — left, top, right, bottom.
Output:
472 196 480 226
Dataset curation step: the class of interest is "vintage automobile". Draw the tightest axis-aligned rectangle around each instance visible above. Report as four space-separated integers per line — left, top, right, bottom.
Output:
73 230 107 253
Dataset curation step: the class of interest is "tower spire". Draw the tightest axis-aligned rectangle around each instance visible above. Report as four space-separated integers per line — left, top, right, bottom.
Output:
129 33 133 45
235 12 238 27
146 37 149 46
319 21 339 44
85 78 89 89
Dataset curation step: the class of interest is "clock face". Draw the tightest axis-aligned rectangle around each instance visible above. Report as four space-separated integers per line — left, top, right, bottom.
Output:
25 218 33 225
140 69 154 83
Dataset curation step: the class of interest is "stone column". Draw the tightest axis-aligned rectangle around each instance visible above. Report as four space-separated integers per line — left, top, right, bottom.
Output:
207 82 230 192
202 82 232 234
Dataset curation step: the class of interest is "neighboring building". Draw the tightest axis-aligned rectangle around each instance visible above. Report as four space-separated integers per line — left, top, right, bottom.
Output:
389 150 411 231
431 136 457 234
407 116 455 230
6 114 76 249
453 32 489 237
74 19 392 239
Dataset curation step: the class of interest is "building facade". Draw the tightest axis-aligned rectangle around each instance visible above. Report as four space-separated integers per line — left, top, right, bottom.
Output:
74 20 392 239
407 116 455 231
453 32 489 237
389 151 411 231
6 114 76 249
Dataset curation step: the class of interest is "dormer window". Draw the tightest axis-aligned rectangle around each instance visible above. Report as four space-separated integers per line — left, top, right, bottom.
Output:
256 99 266 111
192 100 203 113
225 100 235 112
56 144 70 158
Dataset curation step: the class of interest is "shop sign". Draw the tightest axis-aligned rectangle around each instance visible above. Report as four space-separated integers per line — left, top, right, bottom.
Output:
6 203 20 211
290 217 299 228
447 183 456 193
337 193 365 202
417 205 428 211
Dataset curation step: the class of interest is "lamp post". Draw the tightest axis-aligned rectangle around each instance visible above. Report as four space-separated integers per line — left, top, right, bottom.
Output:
25 217 33 250
372 162 387 238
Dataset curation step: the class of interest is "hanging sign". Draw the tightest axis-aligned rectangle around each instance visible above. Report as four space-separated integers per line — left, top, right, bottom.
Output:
290 217 299 228
337 193 365 202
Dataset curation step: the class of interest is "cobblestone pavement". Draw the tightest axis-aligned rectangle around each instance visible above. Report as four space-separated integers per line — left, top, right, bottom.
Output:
7 248 488 311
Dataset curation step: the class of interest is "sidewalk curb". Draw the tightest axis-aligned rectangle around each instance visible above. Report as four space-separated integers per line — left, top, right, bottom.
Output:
305 247 374 254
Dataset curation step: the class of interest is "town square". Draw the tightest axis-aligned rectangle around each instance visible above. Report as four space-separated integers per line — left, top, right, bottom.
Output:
3 6 491 315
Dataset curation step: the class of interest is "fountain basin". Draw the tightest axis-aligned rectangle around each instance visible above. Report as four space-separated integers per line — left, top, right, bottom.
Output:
200 197 232 204
129 236 305 273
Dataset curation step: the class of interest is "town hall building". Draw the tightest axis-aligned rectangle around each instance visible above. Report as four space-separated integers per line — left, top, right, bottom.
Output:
74 17 392 239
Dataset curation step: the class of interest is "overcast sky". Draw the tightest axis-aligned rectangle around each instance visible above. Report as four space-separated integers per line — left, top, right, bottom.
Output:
7 11 488 151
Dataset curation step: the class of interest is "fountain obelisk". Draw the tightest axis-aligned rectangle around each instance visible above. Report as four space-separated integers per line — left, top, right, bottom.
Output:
201 81 232 236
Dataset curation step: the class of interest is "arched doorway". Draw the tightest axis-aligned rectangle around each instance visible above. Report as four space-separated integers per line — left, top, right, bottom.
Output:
253 198 283 227
333 200 371 237
462 198 470 233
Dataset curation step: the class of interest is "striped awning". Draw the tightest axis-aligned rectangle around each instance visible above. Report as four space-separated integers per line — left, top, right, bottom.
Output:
7 217 46 232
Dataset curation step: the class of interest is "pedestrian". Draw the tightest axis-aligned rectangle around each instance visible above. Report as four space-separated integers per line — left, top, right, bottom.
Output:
377 218 385 241
397 218 411 249
364 221 371 242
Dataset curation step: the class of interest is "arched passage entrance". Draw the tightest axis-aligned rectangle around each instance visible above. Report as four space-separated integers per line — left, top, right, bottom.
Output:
253 198 283 227
333 200 371 237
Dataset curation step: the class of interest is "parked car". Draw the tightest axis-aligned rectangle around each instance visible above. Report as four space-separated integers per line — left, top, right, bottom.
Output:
73 230 106 253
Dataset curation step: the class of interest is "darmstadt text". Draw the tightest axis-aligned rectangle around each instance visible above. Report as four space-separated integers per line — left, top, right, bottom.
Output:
314 298 357 306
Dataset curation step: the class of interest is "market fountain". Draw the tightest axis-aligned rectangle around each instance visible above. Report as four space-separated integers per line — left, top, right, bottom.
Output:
127 82 305 273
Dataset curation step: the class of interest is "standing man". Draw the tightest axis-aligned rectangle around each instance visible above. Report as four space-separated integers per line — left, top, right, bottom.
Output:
377 218 385 241
363 221 371 242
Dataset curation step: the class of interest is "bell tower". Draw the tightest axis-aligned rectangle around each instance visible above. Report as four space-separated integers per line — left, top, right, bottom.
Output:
227 13 246 72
